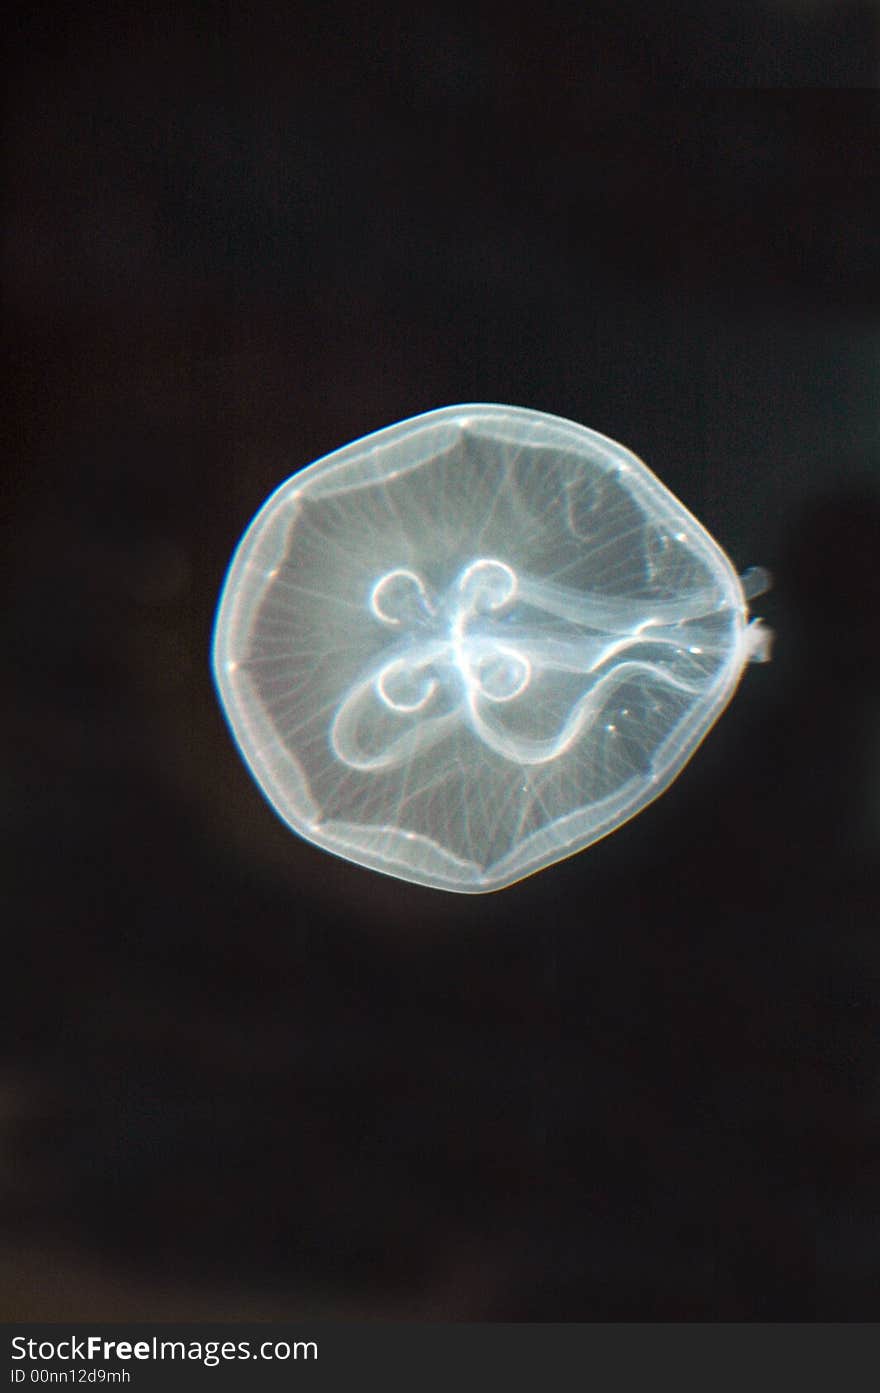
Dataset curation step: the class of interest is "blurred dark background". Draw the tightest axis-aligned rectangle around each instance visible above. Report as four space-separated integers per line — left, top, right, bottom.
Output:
4 1 880 1321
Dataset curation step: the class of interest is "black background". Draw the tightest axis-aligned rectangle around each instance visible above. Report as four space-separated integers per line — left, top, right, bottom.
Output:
5 2 880 1321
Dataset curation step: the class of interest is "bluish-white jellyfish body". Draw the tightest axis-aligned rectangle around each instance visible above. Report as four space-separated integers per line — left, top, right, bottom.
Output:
212 404 770 893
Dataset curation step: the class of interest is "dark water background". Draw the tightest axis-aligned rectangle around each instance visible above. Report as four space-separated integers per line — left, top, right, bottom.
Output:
5 2 879 1320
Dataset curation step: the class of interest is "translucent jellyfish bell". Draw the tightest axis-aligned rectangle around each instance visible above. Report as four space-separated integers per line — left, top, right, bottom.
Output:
212 404 770 893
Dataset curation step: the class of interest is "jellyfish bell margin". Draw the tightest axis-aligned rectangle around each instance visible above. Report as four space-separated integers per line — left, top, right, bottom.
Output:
212 404 772 893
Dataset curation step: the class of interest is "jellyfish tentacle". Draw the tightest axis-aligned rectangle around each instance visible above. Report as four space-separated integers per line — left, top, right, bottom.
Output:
466 658 704 767
330 670 458 773
517 572 726 632
338 559 729 771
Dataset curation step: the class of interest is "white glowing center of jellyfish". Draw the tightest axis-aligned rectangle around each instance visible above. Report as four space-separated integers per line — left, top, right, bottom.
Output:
329 557 716 772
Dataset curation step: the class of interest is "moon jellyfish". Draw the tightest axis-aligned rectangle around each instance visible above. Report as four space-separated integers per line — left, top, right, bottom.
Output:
212 404 771 893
